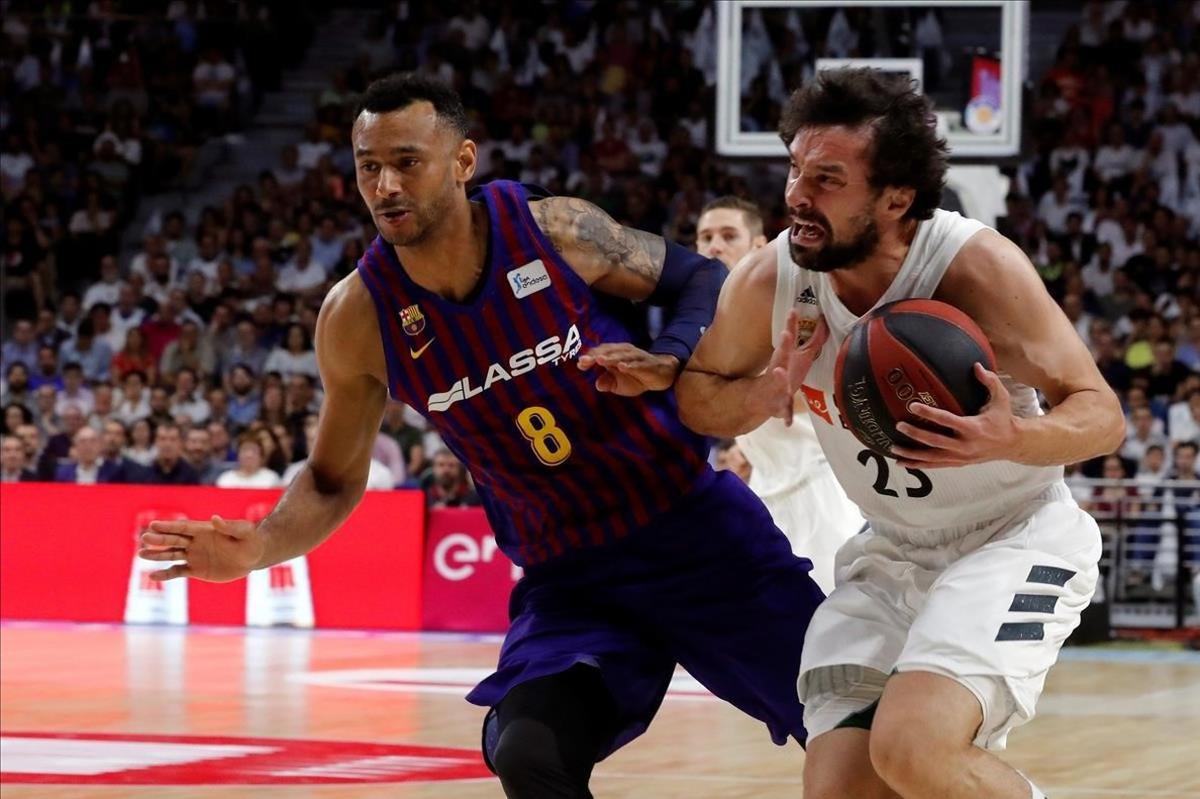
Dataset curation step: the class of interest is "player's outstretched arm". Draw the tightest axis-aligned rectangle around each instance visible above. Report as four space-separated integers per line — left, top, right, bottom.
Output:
676 245 827 436
891 229 1125 468
530 195 725 395
139 276 388 581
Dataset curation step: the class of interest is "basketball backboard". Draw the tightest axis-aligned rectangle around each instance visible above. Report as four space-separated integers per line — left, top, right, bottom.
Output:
716 0 1028 159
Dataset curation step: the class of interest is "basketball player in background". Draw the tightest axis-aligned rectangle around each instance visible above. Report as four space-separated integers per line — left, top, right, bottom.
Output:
697 196 862 592
676 68 1124 799
139 73 824 798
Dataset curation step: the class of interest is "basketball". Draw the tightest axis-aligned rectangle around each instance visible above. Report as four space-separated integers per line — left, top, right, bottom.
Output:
833 299 996 458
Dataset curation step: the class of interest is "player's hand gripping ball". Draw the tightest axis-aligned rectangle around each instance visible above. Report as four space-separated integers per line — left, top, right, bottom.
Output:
834 299 997 459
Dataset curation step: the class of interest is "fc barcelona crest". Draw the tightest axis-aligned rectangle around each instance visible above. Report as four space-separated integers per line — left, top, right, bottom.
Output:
400 304 426 336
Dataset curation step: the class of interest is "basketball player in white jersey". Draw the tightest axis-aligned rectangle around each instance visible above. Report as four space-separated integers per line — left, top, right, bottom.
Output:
677 68 1125 799
696 196 863 593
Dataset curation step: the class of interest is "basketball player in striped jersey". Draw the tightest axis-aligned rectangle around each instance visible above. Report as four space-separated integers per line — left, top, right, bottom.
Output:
138 74 824 798
696 196 863 593
677 68 1124 799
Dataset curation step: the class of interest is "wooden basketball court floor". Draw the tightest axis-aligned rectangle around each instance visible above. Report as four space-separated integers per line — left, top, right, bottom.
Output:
2 622 1198 798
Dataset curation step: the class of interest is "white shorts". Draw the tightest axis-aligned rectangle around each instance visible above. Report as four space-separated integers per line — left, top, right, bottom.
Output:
762 472 863 594
798 483 1100 750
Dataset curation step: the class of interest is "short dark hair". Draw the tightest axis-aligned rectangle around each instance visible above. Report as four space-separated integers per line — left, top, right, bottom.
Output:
356 73 469 138
778 67 949 220
700 196 765 238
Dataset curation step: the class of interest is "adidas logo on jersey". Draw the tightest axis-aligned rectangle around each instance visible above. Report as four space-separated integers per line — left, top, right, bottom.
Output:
427 325 583 413
798 286 818 305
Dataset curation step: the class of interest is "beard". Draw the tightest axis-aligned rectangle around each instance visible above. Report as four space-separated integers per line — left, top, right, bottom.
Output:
376 187 454 247
788 207 880 273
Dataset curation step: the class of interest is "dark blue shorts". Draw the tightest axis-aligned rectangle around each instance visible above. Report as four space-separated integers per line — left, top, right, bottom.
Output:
466 469 825 758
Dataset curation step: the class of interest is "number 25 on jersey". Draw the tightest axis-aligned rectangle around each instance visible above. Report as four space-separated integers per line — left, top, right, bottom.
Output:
516 406 573 466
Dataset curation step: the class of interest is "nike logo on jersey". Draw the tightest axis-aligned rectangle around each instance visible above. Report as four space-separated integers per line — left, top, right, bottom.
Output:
427 324 583 413
410 339 436 359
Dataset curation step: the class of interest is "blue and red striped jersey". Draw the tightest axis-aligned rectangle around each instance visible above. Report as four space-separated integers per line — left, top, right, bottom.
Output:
356 180 710 567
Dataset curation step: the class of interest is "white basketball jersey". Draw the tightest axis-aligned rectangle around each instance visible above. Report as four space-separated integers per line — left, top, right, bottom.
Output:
773 209 1064 539
738 414 827 500
737 253 846 500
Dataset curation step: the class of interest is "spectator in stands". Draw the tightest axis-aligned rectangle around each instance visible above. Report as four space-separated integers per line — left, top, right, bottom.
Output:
208 421 235 464
1169 389 1200 446
140 293 186 363
206 386 230 429
170 367 211 425
40 404 88 480
14 422 42 476
55 364 95 417
113 370 151 427
34 310 70 353
1141 340 1193 402
56 293 84 340
3 402 32 436
159 320 216 384
58 321 113 385
28 346 63 391
0 434 35 482
186 233 223 291
100 420 136 478
372 431 405 487
309 214 344 272
1161 441 1200 511
1037 174 1081 235
162 212 198 268
2 319 37 369
226 364 261 431
216 433 282 489
285 374 320 419
1121 406 1169 464
278 238 328 297
32 386 59 440
83 257 125 311
112 328 158 385
147 386 175 427
1137 444 1170 486
1086 453 1139 516
2 363 33 410
382 400 428 480
258 383 288 429
184 427 229 485
125 418 158 467
282 413 394 489
421 449 480 508
110 285 147 349
54 426 120 485
263 323 319 382
137 422 198 485
89 384 115 427
223 319 269 379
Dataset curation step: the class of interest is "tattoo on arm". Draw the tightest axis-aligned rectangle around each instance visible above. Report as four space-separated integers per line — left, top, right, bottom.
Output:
532 197 665 285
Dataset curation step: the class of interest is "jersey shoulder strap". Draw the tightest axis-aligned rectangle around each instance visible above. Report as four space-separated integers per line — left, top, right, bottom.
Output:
770 233 797 343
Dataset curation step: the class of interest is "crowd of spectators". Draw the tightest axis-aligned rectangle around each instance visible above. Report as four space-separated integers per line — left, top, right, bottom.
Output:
0 1 1197 518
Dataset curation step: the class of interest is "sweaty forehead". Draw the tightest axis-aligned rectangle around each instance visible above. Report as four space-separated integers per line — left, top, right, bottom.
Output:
787 125 873 170
353 102 448 152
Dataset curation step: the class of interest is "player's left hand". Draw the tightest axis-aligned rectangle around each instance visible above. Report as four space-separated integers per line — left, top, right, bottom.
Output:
578 343 679 396
890 363 1020 468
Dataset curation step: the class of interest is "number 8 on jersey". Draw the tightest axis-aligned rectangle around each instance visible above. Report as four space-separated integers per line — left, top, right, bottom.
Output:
517 406 573 466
